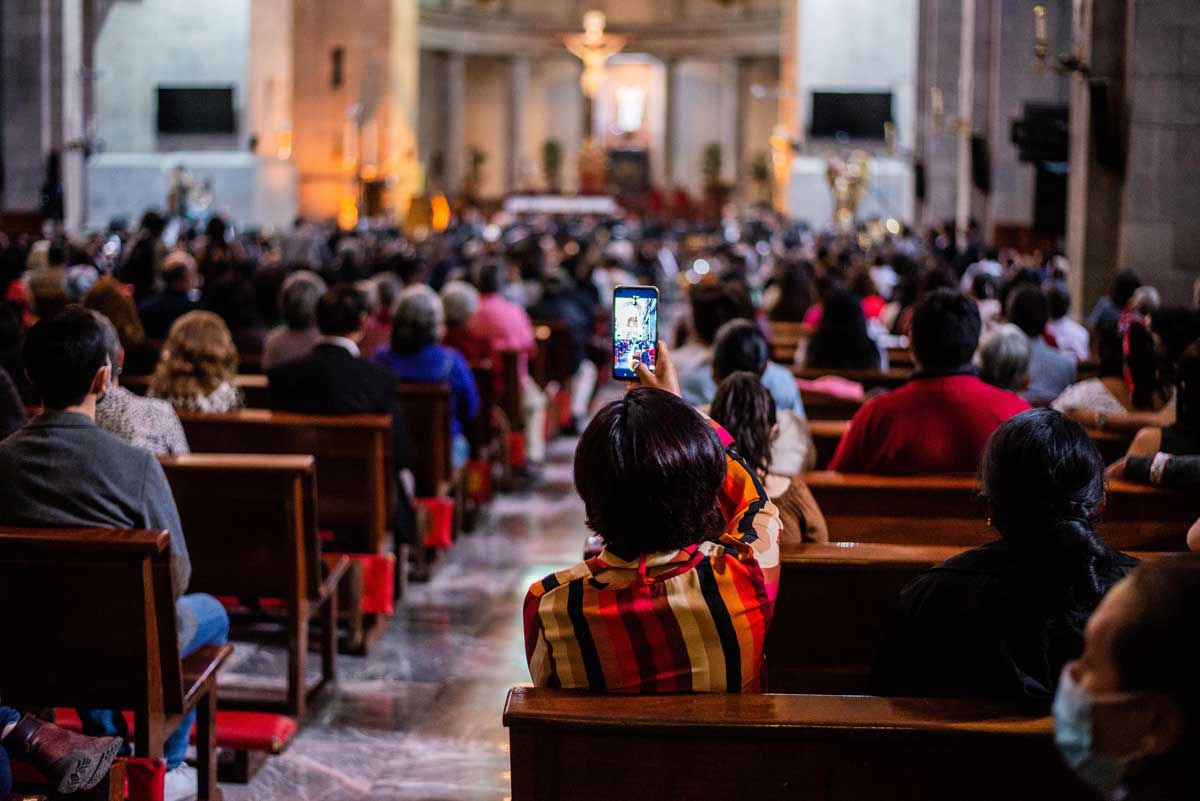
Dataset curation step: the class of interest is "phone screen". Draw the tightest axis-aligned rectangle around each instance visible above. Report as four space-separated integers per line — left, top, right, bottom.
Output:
612 285 658 381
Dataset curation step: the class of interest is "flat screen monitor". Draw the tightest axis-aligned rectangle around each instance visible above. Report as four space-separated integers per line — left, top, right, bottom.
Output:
156 87 235 134
810 91 893 140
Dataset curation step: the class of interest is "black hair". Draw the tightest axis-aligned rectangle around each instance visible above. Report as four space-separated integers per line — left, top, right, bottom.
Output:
22 305 108 409
46 241 67 267
1176 340 1200 426
1111 556 1200 750
712 319 769 381
204 271 259 333
1007 284 1051 338
981 409 1109 611
806 289 882 371
767 259 815 323
383 249 425 286
1110 270 1142 307
575 388 726 558
972 272 999 302
477 262 505 296
316 286 367 337
1125 320 1169 410
710 372 776 478
1046 282 1071 320
911 289 981 372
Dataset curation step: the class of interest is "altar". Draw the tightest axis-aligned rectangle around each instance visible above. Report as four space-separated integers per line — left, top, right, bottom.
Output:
787 155 915 228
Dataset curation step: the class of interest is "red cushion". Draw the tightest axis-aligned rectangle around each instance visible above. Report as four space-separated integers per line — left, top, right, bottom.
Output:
416 497 454 550
53 709 297 754
326 552 395 614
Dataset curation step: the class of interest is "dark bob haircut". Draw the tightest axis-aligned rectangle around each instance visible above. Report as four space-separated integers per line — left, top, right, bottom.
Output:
712 319 769 382
23 305 108 409
912 288 981 372
575 387 726 558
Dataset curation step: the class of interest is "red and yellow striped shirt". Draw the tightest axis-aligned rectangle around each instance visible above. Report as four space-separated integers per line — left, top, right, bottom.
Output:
523 439 781 693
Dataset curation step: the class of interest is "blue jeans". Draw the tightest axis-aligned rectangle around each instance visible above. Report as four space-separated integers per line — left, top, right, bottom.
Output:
0 705 19 801
79 594 229 770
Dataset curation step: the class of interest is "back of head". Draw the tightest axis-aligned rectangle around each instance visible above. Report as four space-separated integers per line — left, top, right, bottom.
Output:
384 248 425 286
1046 282 1071 321
1124 320 1166 410
391 285 443 355
477 262 506 296
154 310 237 396
712 319 769 381
1007 284 1051 338
1130 286 1161 316
280 270 327 330
690 283 748 346
980 323 1032 392
440 280 480 326
23 305 107 409
982 408 1107 604
90 310 122 378
710 371 776 478
1176 340 1200 425
1111 270 1142 308
316 286 367 337
575 387 725 558
911 288 981 372
82 276 145 347
1111 556 1200 751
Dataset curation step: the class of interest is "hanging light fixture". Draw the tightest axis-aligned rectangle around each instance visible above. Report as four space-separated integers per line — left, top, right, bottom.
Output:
563 10 628 98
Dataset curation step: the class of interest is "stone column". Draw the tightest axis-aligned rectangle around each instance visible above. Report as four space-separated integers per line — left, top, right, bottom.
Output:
387 0 420 220
720 57 741 189
444 51 465 196
954 0 975 253
663 56 678 188
775 0 803 214
509 54 530 194
1065 0 1127 318
61 0 85 233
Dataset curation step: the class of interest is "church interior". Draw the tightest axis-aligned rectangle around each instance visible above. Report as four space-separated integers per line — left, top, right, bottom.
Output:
0 1 1199 800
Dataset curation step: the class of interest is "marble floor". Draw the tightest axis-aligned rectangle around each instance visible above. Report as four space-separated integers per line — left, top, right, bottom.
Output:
219 435 586 801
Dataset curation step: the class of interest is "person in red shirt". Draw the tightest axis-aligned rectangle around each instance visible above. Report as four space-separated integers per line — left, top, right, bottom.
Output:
829 288 1030 475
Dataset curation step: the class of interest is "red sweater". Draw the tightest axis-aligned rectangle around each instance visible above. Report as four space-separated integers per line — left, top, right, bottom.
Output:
828 374 1031 475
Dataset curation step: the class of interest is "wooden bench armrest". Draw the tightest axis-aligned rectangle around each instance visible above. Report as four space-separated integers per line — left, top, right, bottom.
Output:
182 643 234 712
0 527 170 556
318 554 352 603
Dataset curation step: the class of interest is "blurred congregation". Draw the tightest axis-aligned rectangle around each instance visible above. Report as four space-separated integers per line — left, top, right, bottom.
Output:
1 1 1200 801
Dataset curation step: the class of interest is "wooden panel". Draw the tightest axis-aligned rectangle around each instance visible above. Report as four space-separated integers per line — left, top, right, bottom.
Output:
122 373 270 408
504 687 1094 801
793 366 911 391
800 391 862 421
396 383 452 497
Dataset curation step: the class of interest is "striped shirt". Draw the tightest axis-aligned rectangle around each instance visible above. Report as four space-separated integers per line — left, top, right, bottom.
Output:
523 436 781 693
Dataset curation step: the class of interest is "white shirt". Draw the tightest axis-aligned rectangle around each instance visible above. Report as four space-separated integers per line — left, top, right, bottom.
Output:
1047 317 1090 362
318 336 361 358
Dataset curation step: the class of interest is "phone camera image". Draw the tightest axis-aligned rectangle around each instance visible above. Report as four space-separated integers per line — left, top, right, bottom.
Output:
613 292 657 380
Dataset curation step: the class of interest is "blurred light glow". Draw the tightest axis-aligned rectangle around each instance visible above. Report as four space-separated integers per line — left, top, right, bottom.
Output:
693 259 710 275
885 218 901 235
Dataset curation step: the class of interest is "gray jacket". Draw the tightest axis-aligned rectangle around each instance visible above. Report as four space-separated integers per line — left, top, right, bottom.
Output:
0 411 195 644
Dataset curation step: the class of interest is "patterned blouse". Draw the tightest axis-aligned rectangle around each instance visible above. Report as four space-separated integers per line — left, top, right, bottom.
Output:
150 381 243 414
524 424 782 693
96 385 190 455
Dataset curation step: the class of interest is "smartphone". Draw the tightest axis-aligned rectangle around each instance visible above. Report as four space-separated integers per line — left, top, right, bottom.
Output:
612 285 659 381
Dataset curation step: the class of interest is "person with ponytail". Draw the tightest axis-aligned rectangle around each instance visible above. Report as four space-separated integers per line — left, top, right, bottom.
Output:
1122 339 1200 460
711 372 827 546
873 408 1138 703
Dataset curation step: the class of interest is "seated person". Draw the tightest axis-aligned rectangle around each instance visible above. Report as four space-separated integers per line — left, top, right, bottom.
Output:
873 409 1137 703
1008 284 1077 404
979 323 1031 393
527 269 598 432
1054 555 1200 800
439 280 489 363
0 366 24 439
93 312 190 454
1046 282 1090 362
829 289 1030 474
802 289 887 372
261 270 326 370
0 307 228 800
137 251 201 341
0 707 121 797
269 286 417 551
374 285 480 469
1124 340 1200 459
525 343 782 692
673 282 750 390
466 263 548 465
149 310 243 413
681 308 804 415
1054 315 1174 432
710 371 827 545
82 276 160 377
1089 270 1141 378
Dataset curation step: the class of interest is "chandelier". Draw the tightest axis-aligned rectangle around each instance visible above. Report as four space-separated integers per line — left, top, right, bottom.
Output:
564 10 628 98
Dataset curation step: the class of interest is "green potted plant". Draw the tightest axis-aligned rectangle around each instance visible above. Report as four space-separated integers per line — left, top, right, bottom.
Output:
541 139 563 194
701 142 730 217
749 151 772 206
465 146 487 199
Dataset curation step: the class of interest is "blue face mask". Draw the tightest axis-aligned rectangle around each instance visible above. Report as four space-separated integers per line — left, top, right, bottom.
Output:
1053 667 1124 799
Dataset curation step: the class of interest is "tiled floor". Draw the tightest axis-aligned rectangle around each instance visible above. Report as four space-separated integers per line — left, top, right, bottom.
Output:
220 437 586 801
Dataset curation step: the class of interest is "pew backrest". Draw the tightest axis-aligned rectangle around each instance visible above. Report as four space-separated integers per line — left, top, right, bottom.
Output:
395 382 453 496
793 366 910 391
160 454 322 602
179 409 392 552
123 373 270 408
0 527 185 715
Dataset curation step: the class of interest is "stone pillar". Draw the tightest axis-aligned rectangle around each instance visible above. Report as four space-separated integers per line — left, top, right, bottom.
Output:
387 0 420 219
61 0 85 233
662 56 678 189
1065 0 1127 318
444 51 465 197
509 54 530 194
775 0 803 214
954 0 975 252
720 57 741 189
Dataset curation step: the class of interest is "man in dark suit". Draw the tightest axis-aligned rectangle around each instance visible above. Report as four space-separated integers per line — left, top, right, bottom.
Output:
268 285 417 551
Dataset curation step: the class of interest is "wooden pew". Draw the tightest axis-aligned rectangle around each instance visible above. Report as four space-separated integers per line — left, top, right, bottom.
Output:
793 366 911 391
160 453 348 718
178 409 394 651
395 383 454 498
504 687 1093 801
767 542 1158 694
800 390 862 421
0 527 233 801
531 320 575 389
122 373 270 408
805 471 1192 550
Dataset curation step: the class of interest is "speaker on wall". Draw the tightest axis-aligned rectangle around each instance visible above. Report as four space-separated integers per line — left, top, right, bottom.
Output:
1090 79 1125 171
971 135 991 195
